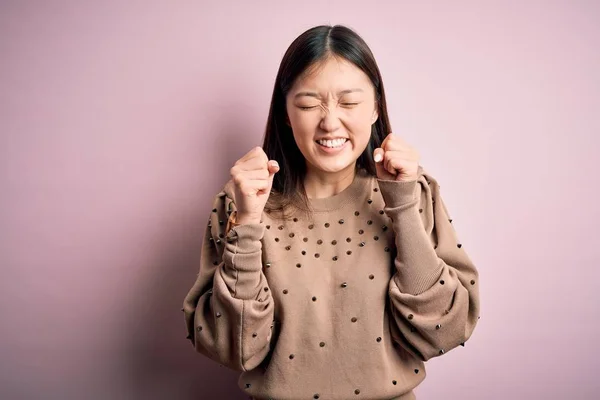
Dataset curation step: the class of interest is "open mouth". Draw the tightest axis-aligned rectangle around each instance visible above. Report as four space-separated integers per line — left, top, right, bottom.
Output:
316 138 348 149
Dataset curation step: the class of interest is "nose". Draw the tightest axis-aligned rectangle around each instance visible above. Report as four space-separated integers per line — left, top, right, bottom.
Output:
319 106 342 133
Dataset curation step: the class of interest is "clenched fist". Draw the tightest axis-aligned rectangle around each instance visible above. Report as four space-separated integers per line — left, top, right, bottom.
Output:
230 146 279 225
373 133 420 182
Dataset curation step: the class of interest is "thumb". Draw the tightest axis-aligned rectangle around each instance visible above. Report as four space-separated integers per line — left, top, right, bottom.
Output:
373 148 391 179
373 148 384 163
266 160 279 190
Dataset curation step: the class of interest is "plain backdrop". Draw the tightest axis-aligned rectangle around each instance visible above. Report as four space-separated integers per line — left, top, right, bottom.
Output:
1 1 599 399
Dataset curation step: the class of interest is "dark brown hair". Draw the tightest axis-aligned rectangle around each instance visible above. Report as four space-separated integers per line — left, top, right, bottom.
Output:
262 24 392 218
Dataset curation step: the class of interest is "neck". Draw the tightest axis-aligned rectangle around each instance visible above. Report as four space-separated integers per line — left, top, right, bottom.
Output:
304 163 357 199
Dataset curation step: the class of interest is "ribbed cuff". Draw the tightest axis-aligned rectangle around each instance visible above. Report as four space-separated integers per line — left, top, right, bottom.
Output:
377 178 419 208
222 223 265 299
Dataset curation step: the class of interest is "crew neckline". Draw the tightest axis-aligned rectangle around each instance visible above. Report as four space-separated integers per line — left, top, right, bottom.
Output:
308 168 372 212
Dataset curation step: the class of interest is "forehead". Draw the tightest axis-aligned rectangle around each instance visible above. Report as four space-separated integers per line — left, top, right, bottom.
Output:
292 56 373 93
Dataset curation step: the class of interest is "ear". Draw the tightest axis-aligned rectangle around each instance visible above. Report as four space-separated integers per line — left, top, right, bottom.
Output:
371 107 379 124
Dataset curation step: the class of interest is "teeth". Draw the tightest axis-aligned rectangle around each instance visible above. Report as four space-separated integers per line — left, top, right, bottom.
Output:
317 138 347 148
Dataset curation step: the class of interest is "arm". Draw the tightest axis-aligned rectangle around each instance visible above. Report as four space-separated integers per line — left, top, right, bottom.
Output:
182 183 275 371
378 167 481 361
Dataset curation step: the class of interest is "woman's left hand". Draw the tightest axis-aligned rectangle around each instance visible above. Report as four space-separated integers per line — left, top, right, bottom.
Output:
373 133 420 182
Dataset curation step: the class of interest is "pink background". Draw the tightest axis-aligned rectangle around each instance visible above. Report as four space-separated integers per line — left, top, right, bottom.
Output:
2 1 599 399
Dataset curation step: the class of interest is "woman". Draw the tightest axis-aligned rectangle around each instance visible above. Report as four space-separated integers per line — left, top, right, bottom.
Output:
182 24 481 400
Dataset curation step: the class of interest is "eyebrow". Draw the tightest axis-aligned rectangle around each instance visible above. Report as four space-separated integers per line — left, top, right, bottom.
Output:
294 88 364 99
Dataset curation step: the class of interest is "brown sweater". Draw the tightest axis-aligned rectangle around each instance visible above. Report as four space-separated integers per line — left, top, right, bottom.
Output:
182 166 481 400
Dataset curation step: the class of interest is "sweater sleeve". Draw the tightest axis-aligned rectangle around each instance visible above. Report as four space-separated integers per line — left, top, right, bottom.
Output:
377 166 481 362
182 182 275 371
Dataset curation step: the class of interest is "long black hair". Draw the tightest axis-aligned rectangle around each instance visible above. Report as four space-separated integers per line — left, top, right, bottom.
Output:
263 24 392 218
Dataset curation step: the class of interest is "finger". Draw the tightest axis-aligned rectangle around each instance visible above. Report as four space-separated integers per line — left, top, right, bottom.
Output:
373 148 384 163
380 132 393 151
238 179 271 195
384 154 397 176
239 146 268 165
238 169 270 181
267 160 280 175
236 154 270 171
385 154 408 176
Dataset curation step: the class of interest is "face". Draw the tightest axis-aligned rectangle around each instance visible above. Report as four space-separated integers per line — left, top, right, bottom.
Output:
285 56 378 176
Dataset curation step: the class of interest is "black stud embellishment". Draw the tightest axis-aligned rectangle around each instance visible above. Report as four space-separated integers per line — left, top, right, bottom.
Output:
346 237 352 242
355 389 361 395
285 245 291 250
367 220 373 225
449 219 453 223
341 282 348 288
436 324 441 329
384 247 390 252
289 233 295 238
266 225 270 229
283 289 288 294
301 250 306 255
440 280 444 284
382 225 388 231
419 208 423 213
308 224 314 229
392 380 397 385
331 240 337 245
367 199 373 204
219 220 224 225
289 354 294 359
374 236 379 241
369 274 374 280
216 239 221 244
212 208 217 213
460 342 465 347
354 211 360 216
218 233 224 238
359 242 366 247
324 222 330 228
252 332 257 337
319 341 325 347
414 369 419 374
379 210 384 215
296 263 301 268
303 237 308 242
439 349 445 354
313 395 319 399
351 317 358 322
216 312 221 318
275 238 279 242
434 244 438 249
312 296 317 301
246 383 251 388
373 188 379 192
339 219 344 224
358 229 364 234
376 337 382 342
471 279 476 285
264 287 269 292
458 243 462 248
317 239 323 245
346 250 352 255
197 326 202 332
332 256 338 261
293 217 298 222
278 225 284 230
407 314 414 320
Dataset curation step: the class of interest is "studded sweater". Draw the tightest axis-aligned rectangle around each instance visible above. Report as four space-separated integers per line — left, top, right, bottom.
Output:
182 166 481 400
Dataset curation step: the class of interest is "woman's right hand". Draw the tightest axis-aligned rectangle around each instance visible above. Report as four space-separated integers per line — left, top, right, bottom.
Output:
229 146 279 225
